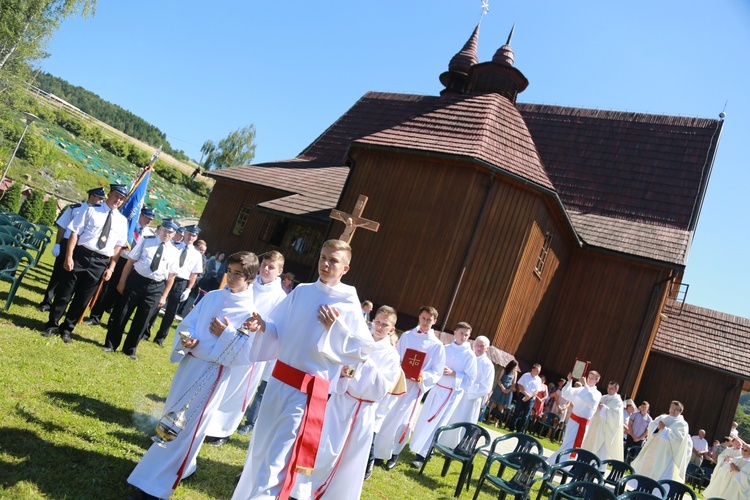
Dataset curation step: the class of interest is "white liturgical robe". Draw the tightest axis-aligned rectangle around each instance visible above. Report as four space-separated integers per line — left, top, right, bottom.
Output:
204 276 287 438
548 380 601 464
232 279 374 500
127 286 257 499
632 413 691 482
582 393 624 461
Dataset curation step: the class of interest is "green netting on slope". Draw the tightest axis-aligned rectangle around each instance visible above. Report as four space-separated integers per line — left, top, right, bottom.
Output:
44 129 185 219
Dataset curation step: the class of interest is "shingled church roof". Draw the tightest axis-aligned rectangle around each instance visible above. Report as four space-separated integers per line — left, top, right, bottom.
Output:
208 26 722 266
653 302 750 380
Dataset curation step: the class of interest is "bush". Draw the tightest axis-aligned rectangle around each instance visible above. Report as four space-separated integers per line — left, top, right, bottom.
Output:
127 147 150 166
19 189 45 223
17 134 53 166
154 160 187 185
0 182 22 213
39 196 58 227
188 179 211 197
56 113 88 137
100 135 129 158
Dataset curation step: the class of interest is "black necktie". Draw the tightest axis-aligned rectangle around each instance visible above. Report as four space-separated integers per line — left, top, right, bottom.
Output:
180 247 187 266
97 210 112 249
151 243 164 272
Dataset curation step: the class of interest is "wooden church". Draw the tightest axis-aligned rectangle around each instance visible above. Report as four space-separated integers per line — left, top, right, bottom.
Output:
199 26 748 438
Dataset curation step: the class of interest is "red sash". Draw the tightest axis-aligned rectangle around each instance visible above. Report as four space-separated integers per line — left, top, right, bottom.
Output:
399 388 422 444
273 360 331 500
569 412 591 449
427 383 454 423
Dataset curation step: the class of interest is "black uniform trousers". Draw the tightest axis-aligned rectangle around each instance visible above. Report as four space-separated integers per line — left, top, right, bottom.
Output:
89 255 129 323
39 238 70 307
153 277 188 344
47 246 109 335
104 272 166 356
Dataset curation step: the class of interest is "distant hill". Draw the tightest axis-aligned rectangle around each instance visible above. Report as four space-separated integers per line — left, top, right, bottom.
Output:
34 72 189 162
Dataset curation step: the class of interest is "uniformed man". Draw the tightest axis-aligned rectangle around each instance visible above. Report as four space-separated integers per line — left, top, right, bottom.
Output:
42 184 129 343
103 219 180 360
84 206 156 326
38 187 106 312
152 224 203 347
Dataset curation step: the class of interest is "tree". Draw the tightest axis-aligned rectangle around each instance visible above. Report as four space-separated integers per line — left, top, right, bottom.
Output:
39 195 57 226
199 139 216 169
208 125 256 171
18 187 44 222
0 1 97 72
0 182 22 212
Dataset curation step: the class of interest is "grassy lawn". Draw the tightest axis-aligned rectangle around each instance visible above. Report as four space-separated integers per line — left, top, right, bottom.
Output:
0 250 568 499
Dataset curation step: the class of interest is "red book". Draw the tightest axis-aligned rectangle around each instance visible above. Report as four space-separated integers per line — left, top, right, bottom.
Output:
401 348 427 381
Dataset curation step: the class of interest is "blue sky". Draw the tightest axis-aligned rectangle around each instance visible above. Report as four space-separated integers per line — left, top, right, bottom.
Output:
41 1 750 319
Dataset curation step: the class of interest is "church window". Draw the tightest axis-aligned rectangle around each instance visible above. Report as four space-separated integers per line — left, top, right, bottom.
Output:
232 206 253 236
534 230 553 278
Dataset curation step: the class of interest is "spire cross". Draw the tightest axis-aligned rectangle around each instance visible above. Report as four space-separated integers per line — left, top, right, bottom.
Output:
329 195 380 244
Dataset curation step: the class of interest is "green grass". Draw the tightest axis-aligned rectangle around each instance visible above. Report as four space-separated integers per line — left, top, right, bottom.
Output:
0 250 564 499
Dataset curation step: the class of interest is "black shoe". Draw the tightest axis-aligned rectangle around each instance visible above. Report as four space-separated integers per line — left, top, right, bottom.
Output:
364 461 374 480
154 339 164 348
82 318 100 326
235 472 242 484
373 458 384 466
385 455 399 470
128 354 138 361
41 326 58 337
61 331 72 343
411 454 425 469
237 424 253 436
205 436 228 447
37 304 51 312
102 346 114 353
140 334 150 342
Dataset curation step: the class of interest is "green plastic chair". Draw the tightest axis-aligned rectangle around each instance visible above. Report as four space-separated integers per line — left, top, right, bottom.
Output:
23 230 50 264
15 219 37 234
36 224 55 239
0 225 26 240
0 245 34 312
0 233 18 246
0 214 13 226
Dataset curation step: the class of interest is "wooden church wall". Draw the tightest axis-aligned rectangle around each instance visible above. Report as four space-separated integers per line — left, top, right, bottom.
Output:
535 251 671 389
199 180 283 256
637 352 743 442
336 150 487 327
497 203 571 357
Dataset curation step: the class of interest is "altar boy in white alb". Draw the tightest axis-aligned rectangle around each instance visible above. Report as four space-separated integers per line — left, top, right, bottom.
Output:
292 305 402 500
440 336 495 448
233 240 375 500
204 250 287 445
372 306 446 470
409 322 477 469
127 252 262 500
582 381 624 462
547 370 602 464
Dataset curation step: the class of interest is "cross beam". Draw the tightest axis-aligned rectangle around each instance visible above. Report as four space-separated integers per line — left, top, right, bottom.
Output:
329 194 380 244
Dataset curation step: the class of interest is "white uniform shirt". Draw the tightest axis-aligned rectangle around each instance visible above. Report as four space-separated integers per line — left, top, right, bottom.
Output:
56 202 92 239
68 203 128 257
129 236 180 282
173 244 203 280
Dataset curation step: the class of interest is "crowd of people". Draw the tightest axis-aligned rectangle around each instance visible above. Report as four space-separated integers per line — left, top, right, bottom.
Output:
484 360 749 498
34 184 748 499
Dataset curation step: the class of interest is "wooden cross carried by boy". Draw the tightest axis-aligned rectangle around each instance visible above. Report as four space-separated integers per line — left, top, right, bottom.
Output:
329 194 380 244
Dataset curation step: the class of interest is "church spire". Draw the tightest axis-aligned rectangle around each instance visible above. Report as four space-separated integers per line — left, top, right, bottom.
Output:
467 23 528 103
439 24 480 96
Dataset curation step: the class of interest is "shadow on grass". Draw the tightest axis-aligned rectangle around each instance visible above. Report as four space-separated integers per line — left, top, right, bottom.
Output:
46 391 150 430
0 310 46 330
0 427 134 499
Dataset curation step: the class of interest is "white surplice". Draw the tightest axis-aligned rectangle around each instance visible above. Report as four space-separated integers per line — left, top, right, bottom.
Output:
372 327 446 460
293 335 401 499
582 393 624 461
704 446 743 497
440 351 495 449
547 380 602 464
204 276 287 438
409 341 476 457
232 279 374 500
127 286 256 499
632 413 691 482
